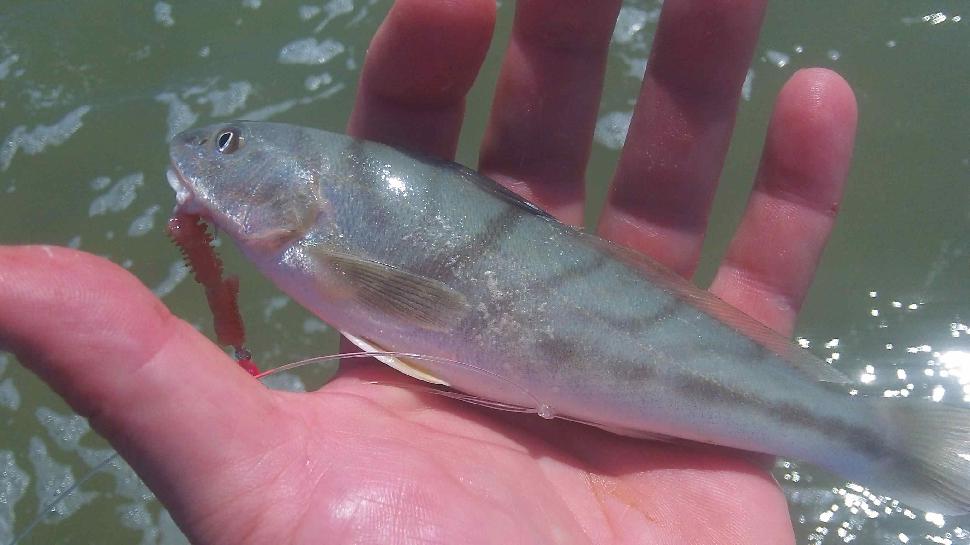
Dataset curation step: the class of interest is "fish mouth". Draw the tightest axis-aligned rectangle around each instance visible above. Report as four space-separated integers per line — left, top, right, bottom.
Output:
166 165 205 216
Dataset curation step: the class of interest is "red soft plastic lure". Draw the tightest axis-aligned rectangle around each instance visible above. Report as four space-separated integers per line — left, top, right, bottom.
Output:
167 212 259 376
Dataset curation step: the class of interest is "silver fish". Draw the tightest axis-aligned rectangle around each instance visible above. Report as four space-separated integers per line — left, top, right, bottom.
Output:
168 121 970 514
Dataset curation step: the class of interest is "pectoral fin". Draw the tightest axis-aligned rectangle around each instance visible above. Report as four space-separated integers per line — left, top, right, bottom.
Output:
341 331 450 385
308 248 469 331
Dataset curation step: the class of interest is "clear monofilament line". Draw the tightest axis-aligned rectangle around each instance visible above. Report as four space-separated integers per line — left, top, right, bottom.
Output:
8 452 120 545
256 351 543 414
10 351 548 544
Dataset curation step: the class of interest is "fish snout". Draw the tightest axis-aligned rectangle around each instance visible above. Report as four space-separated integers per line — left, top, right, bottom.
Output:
171 127 212 150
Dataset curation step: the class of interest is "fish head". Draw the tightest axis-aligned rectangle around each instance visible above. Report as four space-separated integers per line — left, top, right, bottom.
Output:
168 121 329 253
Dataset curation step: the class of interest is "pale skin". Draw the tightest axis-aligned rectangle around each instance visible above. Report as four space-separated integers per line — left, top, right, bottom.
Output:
0 0 858 543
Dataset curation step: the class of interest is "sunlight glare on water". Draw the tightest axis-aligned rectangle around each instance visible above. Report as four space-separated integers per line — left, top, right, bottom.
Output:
777 290 970 544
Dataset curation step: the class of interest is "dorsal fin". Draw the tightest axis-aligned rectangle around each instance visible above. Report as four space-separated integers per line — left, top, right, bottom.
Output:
397 147 556 220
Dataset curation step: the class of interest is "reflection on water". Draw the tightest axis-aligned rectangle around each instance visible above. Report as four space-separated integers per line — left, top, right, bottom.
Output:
0 0 968 543
779 294 970 544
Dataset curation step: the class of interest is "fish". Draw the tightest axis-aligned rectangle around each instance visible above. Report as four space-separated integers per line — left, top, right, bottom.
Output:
167 120 970 515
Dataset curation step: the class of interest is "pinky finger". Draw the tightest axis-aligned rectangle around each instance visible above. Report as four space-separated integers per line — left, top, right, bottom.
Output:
708 68 858 336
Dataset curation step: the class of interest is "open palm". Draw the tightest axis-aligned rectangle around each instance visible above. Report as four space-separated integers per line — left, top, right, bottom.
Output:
0 1 858 543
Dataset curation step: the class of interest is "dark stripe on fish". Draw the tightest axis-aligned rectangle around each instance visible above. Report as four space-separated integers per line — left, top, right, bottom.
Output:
532 253 610 293
418 206 524 281
592 296 683 336
671 371 892 459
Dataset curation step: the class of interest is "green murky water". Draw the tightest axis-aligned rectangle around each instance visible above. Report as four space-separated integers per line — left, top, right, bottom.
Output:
0 1 968 543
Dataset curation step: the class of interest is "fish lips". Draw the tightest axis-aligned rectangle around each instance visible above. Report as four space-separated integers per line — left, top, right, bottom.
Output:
166 167 191 207
166 167 207 217
167 126 218 216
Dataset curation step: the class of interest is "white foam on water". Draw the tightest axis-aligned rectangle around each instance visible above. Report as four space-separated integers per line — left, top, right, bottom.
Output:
741 68 754 101
0 105 91 171
27 437 96 522
305 72 333 91
242 0 261 8
158 508 190 545
302 317 329 334
263 295 290 320
76 447 153 503
903 12 961 26
0 450 30 544
128 205 161 237
89 175 112 191
117 500 154 532
278 37 345 65
325 0 355 18
0 378 21 411
152 261 189 299
262 372 307 393
88 172 145 217
35 407 90 452
200 81 253 117
594 111 633 150
252 79 351 119
154 2 174 27
240 98 298 121
612 6 658 45
765 49 791 68
155 92 199 141
130 45 152 62
0 54 20 80
620 55 647 79
313 0 355 32
315 82 345 101
299 5 322 20
26 84 67 110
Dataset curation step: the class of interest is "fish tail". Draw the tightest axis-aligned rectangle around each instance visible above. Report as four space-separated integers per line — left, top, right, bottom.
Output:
871 398 970 514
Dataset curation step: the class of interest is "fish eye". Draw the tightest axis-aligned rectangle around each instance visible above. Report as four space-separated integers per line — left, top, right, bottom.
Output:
216 128 241 154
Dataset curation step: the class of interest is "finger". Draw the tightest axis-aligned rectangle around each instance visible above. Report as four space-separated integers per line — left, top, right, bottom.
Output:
478 0 622 225
347 0 496 159
0 246 280 505
598 0 768 276
709 69 858 335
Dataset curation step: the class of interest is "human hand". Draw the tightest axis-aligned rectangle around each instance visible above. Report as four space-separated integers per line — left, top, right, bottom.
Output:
0 1 856 544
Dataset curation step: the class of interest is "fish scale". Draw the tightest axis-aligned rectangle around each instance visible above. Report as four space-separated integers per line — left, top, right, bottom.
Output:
168 121 970 515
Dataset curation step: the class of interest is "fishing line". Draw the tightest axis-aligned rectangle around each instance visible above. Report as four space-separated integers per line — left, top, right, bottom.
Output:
11 350 547 543
8 451 120 545
257 350 544 414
